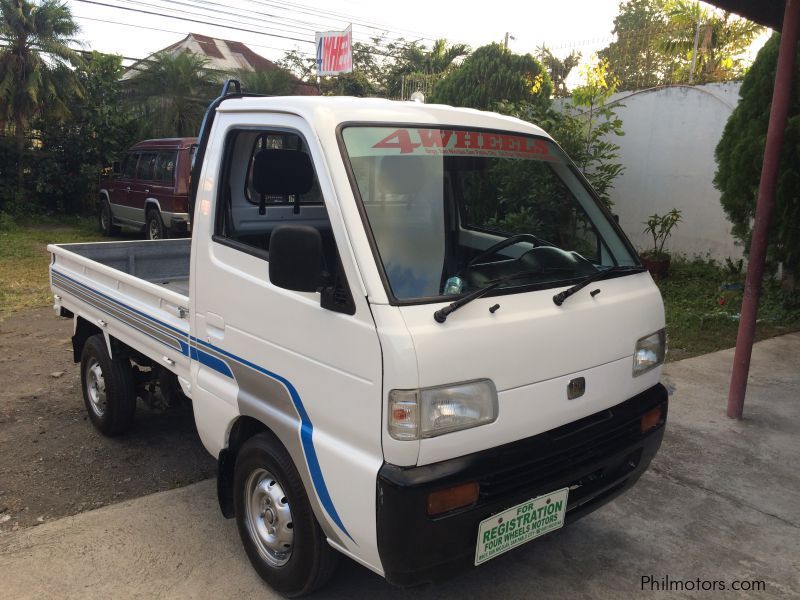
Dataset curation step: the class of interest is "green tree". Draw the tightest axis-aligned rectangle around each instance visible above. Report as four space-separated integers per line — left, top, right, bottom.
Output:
599 0 671 90
660 0 763 84
34 51 137 214
431 43 552 110
237 68 296 95
385 38 470 98
127 52 219 137
535 45 581 97
496 57 625 207
0 0 82 203
714 33 800 277
599 0 763 90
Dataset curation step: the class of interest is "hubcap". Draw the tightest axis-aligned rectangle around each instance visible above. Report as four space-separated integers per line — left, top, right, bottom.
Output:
84 357 107 417
244 468 294 567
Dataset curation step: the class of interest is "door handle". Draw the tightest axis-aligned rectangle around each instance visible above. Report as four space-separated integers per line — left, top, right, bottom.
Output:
125 186 131 192
144 189 150 194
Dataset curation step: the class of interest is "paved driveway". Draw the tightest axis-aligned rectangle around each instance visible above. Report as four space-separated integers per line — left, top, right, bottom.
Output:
2 334 798 599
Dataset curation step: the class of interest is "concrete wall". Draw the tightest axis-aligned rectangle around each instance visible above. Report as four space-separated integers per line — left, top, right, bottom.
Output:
601 82 744 261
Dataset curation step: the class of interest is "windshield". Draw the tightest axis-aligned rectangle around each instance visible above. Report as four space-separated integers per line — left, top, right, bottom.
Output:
341 126 638 302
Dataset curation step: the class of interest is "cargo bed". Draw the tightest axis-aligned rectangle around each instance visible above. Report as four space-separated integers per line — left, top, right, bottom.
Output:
48 239 192 384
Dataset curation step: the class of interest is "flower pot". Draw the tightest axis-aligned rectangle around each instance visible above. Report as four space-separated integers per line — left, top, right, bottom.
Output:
640 254 671 279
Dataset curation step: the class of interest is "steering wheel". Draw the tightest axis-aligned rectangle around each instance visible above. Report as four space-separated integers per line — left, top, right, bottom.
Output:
467 233 543 268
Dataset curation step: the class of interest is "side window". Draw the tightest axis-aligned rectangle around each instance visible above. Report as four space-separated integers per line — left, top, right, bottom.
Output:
123 153 138 178
154 151 177 184
244 133 323 205
214 128 330 259
136 152 158 181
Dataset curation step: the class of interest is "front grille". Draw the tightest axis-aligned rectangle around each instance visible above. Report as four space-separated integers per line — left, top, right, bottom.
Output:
478 410 645 502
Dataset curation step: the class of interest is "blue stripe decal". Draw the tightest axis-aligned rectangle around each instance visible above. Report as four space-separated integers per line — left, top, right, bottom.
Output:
190 346 234 379
52 270 189 337
53 269 352 542
191 336 354 542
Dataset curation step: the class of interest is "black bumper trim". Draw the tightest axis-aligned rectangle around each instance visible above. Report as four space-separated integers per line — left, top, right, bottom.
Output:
376 383 668 586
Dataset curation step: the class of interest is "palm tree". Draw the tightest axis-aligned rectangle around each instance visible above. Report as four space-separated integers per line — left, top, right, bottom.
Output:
535 45 581 97
237 68 296 96
128 52 220 138
388 39 470 98
0 0 82 195
659 0 763 83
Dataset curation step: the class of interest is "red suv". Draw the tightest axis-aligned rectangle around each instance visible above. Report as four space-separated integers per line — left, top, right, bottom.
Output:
99 138 196 239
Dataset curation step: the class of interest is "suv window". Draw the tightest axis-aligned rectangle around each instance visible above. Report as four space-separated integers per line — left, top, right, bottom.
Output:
122 153 138 178
154 151 178 184
136 152 158 181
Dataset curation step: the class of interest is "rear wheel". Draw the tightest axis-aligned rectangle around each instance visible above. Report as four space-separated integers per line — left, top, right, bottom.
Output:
146 208 169 240
234 432 338 597
80 335 137 436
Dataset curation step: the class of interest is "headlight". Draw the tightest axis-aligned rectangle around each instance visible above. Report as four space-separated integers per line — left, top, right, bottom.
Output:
633 329 666 376
388 379 498 440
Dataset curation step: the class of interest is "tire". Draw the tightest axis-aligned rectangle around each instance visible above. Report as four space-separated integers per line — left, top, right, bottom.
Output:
80 335 137 436
146 208 169 240
99 199 121 236
234 432 339 597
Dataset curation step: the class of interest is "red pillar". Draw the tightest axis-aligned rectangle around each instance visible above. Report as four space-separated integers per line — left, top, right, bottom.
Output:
727 0 800 419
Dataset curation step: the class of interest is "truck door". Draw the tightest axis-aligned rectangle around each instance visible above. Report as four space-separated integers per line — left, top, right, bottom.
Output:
189 115 383 558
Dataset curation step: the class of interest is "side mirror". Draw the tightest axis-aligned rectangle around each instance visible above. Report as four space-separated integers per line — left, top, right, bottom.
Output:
268 225 323 292
112 161 121 174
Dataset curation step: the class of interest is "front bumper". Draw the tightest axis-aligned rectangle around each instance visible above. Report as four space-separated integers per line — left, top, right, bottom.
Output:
376 383 668 586
161 211 191 232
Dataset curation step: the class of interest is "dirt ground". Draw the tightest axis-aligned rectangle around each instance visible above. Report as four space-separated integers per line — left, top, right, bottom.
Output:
0 307 216 532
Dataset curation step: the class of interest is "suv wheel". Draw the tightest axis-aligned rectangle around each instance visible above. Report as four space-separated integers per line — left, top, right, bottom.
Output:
99 199 121 236
146 208 169 240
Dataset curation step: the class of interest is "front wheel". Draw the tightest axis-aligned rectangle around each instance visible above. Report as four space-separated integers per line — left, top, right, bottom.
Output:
234 433 338 597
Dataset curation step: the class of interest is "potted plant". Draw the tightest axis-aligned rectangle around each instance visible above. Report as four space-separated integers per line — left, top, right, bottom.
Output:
640 208 682 279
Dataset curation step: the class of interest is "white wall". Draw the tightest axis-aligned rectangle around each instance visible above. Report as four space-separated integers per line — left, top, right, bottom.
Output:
600 82 744 261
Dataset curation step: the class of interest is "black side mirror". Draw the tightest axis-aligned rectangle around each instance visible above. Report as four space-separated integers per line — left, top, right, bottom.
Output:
268 225 323 292
112 161 121 174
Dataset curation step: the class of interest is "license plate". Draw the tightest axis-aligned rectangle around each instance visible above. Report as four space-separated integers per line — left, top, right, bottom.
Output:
474 487 569 566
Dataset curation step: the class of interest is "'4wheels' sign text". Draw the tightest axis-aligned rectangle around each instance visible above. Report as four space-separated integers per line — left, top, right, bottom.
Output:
369 128 553 160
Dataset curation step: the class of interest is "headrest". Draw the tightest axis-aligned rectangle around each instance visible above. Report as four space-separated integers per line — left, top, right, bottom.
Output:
376 156 427 195
252 149 314 196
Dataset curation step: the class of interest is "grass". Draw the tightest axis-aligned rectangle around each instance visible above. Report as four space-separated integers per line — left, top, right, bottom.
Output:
658 257 800 361
0 215 105 321
2 217 799 360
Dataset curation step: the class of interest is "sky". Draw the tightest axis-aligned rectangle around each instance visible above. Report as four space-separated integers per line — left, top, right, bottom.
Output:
64 0 771 83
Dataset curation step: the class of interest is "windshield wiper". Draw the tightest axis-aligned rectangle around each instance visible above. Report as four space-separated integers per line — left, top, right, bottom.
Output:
433 269 544 323
552 265 646 306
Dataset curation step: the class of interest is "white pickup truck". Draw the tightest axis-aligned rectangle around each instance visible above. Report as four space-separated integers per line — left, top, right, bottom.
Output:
49 83 668 596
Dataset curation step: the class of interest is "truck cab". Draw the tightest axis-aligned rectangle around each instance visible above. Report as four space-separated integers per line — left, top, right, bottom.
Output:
50 92 667 596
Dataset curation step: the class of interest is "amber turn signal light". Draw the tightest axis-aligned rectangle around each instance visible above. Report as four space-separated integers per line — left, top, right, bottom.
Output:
427 481 480 516
640 405 664 433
